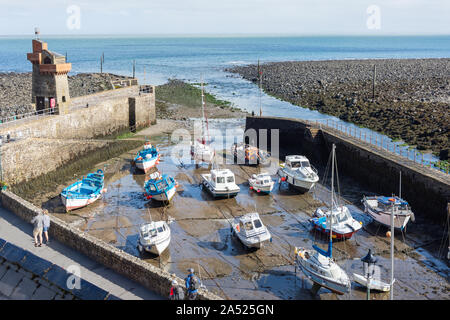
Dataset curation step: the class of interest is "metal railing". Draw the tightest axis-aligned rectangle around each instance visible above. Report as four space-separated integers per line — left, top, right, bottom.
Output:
0 107 57 127
307 119 449 176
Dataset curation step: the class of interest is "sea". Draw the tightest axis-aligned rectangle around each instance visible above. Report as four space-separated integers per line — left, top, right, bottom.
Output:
1 35 449 165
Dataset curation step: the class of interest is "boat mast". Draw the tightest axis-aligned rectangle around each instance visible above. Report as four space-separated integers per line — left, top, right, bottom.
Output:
258 59 262 117
328 144 336 257
399 170 402 199
201 80 206 145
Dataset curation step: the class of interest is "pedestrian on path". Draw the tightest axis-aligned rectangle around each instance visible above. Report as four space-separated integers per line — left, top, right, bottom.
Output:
42 210 50 244
31 211 44 247
185 268 200 300
169 279 185 300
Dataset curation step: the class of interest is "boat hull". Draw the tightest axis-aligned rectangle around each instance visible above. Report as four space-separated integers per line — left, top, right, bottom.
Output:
277 168 317 193
149 186 177 202
363 198 411 230
352 273 391 292
311 223 358 240
61 193 102 212
202 180 239 198
135 156 159 173
138 236 170 256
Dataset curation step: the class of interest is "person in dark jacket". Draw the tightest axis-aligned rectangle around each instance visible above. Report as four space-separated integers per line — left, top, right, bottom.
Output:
169 280 185 300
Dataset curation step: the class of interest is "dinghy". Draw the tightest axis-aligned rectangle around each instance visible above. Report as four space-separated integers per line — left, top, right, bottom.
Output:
277 155 319 192
191 81 215 164
144 174 178 202
248 172 274 194
295 144 351 295
232 212 272 249
133 141 160 173
201 168 240 198
61 169 106 212
352 273 391 292
137 220 171 256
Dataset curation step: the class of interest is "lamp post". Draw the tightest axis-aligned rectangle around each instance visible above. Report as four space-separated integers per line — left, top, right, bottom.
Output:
361 249 377 300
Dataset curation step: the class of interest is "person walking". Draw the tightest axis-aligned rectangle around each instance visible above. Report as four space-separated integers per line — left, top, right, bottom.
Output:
42 210 51 244
31 211 44 247
185 268 200 300
169 280 185 300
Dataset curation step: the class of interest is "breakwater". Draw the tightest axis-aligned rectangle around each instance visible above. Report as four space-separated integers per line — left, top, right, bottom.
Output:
0 190 221 300
245 116 450 225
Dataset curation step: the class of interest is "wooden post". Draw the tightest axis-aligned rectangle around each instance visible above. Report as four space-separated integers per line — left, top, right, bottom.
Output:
132 60 136 78
100 56 103 73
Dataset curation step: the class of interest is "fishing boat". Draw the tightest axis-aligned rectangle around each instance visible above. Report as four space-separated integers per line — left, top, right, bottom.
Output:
60 169 106 212
201 168 240 198
231 143 271 166
133 141 160 173
232 212 272 249
191 81 214 164
311 206 362 240
248 172 274 194
362 171 414 231
277 155 319 192
295 144 351 295
137 220 171 256
144 174 178 202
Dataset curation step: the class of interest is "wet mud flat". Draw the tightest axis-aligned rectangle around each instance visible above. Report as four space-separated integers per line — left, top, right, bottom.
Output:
41 126 449 300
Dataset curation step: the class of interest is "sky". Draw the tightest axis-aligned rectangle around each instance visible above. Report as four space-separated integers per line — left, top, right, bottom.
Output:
0 0 449 36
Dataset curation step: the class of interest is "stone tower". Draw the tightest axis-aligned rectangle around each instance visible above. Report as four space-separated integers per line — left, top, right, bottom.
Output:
27 38 72 114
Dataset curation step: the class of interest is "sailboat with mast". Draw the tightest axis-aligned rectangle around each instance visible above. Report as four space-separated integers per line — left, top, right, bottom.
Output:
295 144 351 295
191 81 215 164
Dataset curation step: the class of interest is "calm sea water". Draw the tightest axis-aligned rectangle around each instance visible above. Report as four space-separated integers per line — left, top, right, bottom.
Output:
1 35 449 163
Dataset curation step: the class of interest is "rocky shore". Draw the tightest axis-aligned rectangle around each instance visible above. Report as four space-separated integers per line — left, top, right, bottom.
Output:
227 58 450 156
0 72 131 119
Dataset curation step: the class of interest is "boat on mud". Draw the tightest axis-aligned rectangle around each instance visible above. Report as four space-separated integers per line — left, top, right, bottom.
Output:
144 174 178 202
191 81 215 164
248 172 274 194
311 206 362 240
295 144 351 295
133 141 160 173
362 196 414 230
137 220 171 256
201 168 240 198
232 212 272 249
277 155 319 192
60 169 106 212
231 142 270 166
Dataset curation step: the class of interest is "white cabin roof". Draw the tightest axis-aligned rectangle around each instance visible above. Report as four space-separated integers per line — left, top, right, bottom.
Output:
211 168 234 177
285 155 309 162
238 212 261 223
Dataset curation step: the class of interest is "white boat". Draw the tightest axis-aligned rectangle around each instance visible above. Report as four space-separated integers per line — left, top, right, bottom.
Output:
248 172 274 194
231 142 271 166
232 212 272 249
362 196 413 230
312 206 362 240
295 144 351 295
352 273 391 292
137 221 171 256
201 168 240 198
191 81 214 164
277 155 319 192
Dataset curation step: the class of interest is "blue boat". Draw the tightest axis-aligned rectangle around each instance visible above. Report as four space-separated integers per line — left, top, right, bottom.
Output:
133 142 160 173
60 169 105 212
144 174 177 202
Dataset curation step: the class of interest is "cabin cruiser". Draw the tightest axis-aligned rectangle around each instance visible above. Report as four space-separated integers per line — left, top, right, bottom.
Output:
277 155 319 192
362 196 414 230
231 142 271 166
144 174 178 202
201 168 240 198
311 206 362 240
133 142 160 173
248 172 274 194
232 212 272 249
61 169 106 212
137 221 171 256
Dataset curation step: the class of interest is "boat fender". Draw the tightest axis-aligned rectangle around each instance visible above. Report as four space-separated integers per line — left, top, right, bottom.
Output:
257 189 260 193
249 186 253 190
236 224 240 232
281 177 286 182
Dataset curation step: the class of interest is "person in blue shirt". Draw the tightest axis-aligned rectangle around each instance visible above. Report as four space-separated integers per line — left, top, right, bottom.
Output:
185 268 200 300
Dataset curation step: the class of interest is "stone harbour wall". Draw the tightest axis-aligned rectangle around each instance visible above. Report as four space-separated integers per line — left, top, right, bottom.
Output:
0 191 221 300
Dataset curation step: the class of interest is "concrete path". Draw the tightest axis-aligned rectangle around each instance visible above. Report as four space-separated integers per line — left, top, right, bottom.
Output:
0 207 162 300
